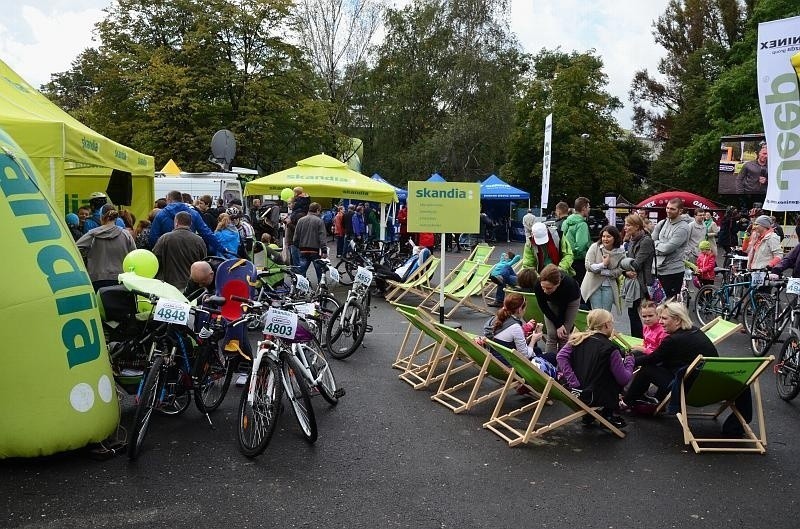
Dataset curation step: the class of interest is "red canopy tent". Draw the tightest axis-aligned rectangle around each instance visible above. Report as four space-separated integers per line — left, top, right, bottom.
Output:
637 191 720 212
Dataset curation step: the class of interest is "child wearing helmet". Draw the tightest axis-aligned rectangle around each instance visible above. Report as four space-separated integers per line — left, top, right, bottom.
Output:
695 240 716 286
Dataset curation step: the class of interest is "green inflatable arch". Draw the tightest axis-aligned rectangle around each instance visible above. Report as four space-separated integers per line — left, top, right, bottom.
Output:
0 128 119 458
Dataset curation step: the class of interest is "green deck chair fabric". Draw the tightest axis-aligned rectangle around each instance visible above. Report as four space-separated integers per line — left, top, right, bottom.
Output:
434 263 495 317
481 340 625 446
700 317 743 345
429 323 518 413
394 308 465 389
386 257 440 303
676 355 773 454
420 259 479 308
469 243 495 264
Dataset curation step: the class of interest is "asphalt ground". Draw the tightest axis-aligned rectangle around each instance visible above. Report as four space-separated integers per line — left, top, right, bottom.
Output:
2 241 799 529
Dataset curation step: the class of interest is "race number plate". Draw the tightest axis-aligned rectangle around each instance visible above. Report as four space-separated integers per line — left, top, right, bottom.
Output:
328 267 340 284
263 308 298 339
296 302 316 316
295 275 310 294
152 299 191 326
750 271 766 287
787 278 800 296
355 266 373 286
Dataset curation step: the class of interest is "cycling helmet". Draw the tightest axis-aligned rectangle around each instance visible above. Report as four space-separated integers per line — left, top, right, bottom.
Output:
226 206 241 219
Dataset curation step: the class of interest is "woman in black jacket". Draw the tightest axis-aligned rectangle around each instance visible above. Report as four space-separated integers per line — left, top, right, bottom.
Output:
534 264 581 356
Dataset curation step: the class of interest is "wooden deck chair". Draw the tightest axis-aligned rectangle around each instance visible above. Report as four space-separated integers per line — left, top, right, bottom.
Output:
418 259 479 310
430 263 495 318
395 310 471 389
467 243 495 264
385 256 440 303
482 340 626 446
700 317 743 345
514 291 546 328
430 324 521 414
675 355 773 454
391 303 433 370
611 333 644 353
573 309 590 331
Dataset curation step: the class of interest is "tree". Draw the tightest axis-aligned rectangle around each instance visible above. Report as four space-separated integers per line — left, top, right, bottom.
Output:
42 0 334 171
355 0 525 182
504 49 638 204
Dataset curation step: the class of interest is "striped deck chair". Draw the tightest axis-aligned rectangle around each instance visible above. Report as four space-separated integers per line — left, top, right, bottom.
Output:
430 324 521 414
675 355 773 454
482 340 626 446
430 263 495 319
395 308 471 389
418 259 479 310
467 243 495 264
384 256 440 303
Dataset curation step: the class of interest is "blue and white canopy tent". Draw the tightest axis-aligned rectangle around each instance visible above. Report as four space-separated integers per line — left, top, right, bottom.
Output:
371 173 407 239
426 172 446 182
371 173 407 201
479 174 530 242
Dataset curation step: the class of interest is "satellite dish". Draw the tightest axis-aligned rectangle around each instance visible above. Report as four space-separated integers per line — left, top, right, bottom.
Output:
209 129 237 171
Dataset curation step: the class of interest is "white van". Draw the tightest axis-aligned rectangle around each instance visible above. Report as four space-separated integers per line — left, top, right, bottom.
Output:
154 172 243 206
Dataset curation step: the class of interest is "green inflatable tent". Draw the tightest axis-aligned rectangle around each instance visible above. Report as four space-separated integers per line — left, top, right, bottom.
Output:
0 59 155 221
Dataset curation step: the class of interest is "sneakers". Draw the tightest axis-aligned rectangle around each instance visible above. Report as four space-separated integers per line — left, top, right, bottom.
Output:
487 301 502 308
604 415 627 429
632 395 659 406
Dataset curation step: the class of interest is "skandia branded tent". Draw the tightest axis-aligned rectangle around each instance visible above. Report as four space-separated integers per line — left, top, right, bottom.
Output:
479 174 530 201
372 173 407 201
0 59 155 220
244 154 398 203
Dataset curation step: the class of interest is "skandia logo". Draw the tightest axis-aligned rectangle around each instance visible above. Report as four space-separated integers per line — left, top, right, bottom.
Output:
114 149 127 161
81 138 99 152
415 187 471 199
760 35 800 50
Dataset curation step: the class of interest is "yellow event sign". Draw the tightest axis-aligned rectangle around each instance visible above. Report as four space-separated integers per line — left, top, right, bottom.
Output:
407 182 481 233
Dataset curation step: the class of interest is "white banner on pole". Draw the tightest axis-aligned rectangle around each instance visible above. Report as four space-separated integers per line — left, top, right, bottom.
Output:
541 113 552 211
757 16 800 212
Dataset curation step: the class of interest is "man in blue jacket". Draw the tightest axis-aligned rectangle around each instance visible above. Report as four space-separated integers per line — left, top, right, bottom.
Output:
149 190 222 255
83 191 125 233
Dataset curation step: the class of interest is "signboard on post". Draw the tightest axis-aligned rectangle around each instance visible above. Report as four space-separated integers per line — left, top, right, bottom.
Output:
541 113 552 210
407 182 481 233
757 15 800 211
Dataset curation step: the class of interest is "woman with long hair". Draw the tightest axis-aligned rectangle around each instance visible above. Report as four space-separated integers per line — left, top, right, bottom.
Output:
621 214 655 338
214 212 240 259
556 308 634 428
75 205 136 291
581 225 625 312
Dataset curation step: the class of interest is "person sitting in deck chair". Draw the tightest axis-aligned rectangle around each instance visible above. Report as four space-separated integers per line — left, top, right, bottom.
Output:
374 241 432 295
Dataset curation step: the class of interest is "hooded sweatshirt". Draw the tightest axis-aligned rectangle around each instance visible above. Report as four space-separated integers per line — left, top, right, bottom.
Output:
651 214 691 275
561 213 590 259
148 202 222 255
75 224 136 282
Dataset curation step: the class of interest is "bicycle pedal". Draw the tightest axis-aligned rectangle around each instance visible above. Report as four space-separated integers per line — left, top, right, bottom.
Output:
333 388 346 398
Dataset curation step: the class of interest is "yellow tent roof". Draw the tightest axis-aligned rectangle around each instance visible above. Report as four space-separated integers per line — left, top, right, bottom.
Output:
0 59 155 219
160 159 182 175
244 153 398 203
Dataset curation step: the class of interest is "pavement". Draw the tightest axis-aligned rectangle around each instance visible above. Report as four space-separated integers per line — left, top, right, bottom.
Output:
2 240 799 529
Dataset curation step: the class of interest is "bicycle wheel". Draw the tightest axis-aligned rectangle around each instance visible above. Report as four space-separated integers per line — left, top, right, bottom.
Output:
156 364 192 416
284 357 318 443
300 342 339 406
745 293 772 337
325 301 367 359
776 333 800 401
750 301 776 357
316 294 340 345
194 347 234 412
128 356 164 460
237 356 283 457
694 286 720 326
335 259 356 286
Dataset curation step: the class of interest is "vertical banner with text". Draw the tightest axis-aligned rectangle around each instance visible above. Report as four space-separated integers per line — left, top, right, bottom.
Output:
757 16 800 211
541 113 552 211
407 182 481 233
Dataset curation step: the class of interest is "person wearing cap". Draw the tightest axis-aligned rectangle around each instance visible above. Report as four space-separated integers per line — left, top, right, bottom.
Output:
743 214 783 270
522 222 574 277
695 240 716 286
65 213 82 241
83 191 125 233
580 225 626 312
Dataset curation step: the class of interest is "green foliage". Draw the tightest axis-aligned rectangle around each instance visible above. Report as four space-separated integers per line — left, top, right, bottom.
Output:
504 49 644 204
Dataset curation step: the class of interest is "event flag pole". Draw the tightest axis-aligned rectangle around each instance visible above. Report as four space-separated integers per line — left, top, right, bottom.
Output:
439 233 446 324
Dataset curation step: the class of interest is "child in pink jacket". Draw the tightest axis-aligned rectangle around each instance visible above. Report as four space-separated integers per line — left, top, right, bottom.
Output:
630 301 667 356
695 240 716 286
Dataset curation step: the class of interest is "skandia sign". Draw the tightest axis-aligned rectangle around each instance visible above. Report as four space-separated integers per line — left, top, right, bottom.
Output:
414 187 471 199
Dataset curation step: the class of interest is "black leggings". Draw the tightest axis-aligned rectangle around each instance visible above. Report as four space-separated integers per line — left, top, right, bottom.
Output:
658 272 684 300
628 298 643 339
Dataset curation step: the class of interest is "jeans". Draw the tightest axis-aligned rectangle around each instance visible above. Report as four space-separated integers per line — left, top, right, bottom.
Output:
335 236 345 257
297 251 325 283
492 267 517 304
588 284 614 312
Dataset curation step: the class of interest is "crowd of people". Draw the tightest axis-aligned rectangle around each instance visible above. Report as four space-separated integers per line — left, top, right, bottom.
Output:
478 195 790 432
